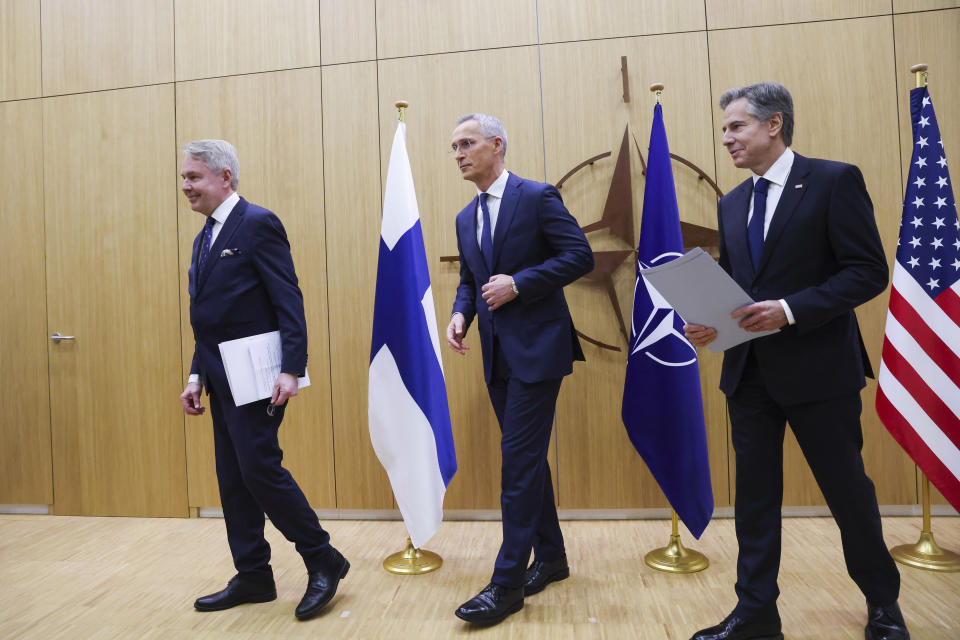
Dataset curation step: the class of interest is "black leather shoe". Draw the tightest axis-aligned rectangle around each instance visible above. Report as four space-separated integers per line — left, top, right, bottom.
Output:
690 612 783 640
194 575 277 611
455 583 523 624
523 554 569 595
865 601 910 640
295 552 350 620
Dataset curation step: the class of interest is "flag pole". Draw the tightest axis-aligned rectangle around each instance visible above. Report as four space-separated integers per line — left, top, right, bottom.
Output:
378 99 444 576
886 65 960 573
639 81 709 574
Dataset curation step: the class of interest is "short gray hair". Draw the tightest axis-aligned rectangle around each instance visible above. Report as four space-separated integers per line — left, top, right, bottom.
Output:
456 113 507 158
719 82 794 146
183 139 239 190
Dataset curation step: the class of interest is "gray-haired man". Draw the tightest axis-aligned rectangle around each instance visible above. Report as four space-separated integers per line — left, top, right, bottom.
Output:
179 139 348 621
684 83 907 640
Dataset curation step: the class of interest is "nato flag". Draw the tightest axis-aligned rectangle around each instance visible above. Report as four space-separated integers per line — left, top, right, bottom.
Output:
622 103 713 538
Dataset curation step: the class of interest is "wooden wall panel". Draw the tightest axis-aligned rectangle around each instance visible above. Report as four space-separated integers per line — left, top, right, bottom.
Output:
709 17 916 505
706 0 890 30
894 8 960 506
0 100 51 504
540 33 727 508
321 61 393 509
538 0 705 43
0 0 40 101
894 0 960 11
320 0 376 65
175 0 321 81
377 47 545 509
176 68 336 509
44 85 186 517
40 0 173 95
375 0 537 59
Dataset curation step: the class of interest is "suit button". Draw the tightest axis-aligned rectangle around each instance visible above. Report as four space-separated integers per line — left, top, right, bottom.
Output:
751 287 759 295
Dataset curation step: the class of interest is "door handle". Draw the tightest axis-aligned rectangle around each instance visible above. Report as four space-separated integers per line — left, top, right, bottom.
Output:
51 332 76 343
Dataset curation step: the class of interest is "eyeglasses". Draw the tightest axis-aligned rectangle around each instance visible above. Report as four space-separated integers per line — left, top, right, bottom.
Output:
449 136 496 154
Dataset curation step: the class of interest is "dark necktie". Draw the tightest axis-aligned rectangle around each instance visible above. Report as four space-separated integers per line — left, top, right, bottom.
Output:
748 177 770 270
479 192 493 270
198 216 216 273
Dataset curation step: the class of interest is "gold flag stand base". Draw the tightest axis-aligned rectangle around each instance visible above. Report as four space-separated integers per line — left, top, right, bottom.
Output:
891 531 960 572
644 511 709 574
383 538 443 575
890 474 960 572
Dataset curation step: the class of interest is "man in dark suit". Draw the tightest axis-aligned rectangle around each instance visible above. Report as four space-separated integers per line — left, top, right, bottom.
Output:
684 84 908 640
445 114 594 624
178 139 347 621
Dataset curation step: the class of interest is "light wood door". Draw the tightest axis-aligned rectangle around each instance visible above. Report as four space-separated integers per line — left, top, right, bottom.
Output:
44 85 187 517
0 99 51 504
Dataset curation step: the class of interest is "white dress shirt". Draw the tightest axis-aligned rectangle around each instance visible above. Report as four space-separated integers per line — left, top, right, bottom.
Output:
474 169 509 247
749 147 796 325
207 191 240 246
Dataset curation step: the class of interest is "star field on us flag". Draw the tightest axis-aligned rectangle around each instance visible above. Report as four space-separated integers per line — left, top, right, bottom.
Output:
896 91 959 297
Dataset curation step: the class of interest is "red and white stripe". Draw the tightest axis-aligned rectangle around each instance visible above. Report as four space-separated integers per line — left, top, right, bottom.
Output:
877 262 960 511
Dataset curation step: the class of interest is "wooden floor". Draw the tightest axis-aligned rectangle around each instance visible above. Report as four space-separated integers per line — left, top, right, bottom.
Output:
0 515 958 639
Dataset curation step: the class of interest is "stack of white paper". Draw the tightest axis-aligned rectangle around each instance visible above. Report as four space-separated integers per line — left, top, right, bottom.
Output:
218 331 310 406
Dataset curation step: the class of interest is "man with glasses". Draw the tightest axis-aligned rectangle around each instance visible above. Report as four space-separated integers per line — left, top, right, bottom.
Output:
445 113 593 625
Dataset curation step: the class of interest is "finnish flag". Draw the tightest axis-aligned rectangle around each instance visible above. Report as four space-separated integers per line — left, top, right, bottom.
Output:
369 121 457 549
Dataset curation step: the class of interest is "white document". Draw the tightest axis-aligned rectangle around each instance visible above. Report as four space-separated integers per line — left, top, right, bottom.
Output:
218 331 310 406
639 247 779 353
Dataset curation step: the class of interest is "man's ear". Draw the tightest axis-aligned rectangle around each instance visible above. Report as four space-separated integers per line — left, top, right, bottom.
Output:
767 113 783 139
221 168 233 187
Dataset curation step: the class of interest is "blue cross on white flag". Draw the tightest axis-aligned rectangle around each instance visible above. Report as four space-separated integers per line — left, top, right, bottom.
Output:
369 121 457 549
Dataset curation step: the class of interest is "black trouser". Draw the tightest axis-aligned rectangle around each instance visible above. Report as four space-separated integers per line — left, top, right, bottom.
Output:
727 351 899 616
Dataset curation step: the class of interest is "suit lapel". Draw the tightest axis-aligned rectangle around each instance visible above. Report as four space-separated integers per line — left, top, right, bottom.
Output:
197 197 247 291
492 173 521 268
188 231 203 298
723 179 755 279
756 154 811 273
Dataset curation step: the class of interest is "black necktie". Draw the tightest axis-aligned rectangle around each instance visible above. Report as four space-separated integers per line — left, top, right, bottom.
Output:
198 216 216 273
479 192 493 270
748 177 769 270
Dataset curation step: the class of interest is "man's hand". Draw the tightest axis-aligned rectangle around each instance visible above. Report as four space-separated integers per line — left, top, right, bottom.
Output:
732 300 788 332
481 274 518 311
272 372 299 406
683 324 718 348
446 313 469 355
180 381 205 415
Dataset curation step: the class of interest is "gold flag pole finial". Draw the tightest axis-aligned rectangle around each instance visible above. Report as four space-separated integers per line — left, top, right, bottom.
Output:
644 510 709 573
650 83 664 105
396 100 409 122
910 64 928 88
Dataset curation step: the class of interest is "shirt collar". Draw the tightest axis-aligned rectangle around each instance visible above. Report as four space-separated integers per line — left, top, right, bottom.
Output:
752 147 794 188
210 191 240 225
477 169 509 199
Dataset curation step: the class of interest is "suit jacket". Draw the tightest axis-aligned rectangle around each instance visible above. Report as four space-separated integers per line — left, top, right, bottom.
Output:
452 173 594 384
717 153 888 405
188 197 307 398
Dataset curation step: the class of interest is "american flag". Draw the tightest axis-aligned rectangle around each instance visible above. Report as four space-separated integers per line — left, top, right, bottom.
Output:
876 86 960 512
